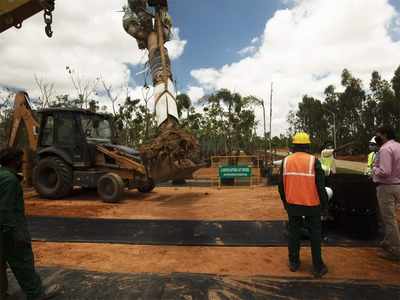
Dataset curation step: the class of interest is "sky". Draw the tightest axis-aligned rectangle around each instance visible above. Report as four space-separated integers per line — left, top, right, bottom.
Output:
1 0 400 135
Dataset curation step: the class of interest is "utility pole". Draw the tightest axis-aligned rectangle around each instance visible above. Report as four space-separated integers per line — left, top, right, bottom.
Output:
269 82 273 164
262 99 267 166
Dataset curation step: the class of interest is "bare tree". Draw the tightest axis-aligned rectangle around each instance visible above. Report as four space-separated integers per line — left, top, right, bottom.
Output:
34 75 55 108
101 78 119 116
66 66 99 109
0 88 14 147
0 88 14 110
101 69 131 116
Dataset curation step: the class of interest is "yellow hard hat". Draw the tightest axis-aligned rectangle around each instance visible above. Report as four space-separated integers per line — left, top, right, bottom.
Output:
292 132 311 145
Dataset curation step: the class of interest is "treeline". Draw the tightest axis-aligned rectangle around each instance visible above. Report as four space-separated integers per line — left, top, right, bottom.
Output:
0 87 285 159
288 66 400 153
116 89 266 158
3 65 399 157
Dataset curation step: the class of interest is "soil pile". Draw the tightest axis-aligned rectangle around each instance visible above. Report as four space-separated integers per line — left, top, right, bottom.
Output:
140 120 200 181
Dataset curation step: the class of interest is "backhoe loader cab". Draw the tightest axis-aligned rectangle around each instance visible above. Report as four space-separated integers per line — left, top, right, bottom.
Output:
37 109 113 165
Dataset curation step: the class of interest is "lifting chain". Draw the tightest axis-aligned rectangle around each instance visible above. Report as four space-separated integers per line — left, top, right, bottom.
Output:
40 0 55 38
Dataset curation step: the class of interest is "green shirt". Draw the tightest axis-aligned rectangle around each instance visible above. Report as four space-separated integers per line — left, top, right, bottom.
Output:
278 154 329 216
0 167 26 230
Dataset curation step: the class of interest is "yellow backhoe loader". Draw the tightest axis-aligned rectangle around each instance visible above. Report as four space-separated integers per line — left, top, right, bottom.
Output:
9 91 159 202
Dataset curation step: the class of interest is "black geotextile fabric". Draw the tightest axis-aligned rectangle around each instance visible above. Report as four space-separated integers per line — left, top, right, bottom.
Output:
27 216 381 247
7 267 400 300
327 174 379 215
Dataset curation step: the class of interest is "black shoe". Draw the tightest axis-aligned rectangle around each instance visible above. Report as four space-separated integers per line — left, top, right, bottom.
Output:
379 241 391 252
313 264 328 278
1 292 10 299
378 251 400 262
34 284 61 300
289 261 300 272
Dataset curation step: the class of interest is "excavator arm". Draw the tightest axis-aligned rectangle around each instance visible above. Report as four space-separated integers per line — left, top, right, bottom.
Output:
8 91 39 151
8 91 40 186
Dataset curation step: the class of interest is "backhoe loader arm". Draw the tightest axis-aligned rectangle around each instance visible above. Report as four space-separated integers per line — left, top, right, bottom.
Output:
8 92 39 151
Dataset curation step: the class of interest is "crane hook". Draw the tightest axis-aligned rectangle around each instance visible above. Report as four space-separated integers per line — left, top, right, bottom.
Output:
42 0 55 38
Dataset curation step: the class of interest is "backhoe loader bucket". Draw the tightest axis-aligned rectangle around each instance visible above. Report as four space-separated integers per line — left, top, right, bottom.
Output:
147 157 201 183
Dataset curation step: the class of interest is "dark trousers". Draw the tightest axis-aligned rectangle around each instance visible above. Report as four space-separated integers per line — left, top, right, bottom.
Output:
0 231 7 298
288 215 323 269
3 230 43 300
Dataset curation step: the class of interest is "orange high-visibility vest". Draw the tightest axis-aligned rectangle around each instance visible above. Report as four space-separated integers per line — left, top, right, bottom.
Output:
283 152 320 207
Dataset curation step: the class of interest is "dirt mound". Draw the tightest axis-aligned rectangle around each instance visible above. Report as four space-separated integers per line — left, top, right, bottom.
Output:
140 127 198 162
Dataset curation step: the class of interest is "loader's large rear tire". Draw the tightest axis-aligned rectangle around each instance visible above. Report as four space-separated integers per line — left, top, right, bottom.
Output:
33 157 73 199
98 173 124 203
138 178 155 193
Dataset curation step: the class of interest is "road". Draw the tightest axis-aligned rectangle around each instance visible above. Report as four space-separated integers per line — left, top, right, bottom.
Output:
335 159 365 173
275 151 365 173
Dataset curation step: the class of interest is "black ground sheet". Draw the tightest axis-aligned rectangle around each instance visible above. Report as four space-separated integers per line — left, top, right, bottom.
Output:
7 267 400 300
28 216 381 247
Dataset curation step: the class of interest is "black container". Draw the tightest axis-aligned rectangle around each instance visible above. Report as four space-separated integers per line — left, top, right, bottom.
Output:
327 174 379 240
265 166 280 186
220 178 235 186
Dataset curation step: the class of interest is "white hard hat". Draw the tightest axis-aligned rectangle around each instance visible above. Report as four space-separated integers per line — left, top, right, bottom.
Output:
325 187 333 200
369 136 376 144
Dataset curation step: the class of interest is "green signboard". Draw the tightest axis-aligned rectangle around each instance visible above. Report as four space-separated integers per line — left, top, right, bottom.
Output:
219 165 252 179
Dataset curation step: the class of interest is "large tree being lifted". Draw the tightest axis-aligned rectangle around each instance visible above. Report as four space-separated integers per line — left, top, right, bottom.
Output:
123 0 200 181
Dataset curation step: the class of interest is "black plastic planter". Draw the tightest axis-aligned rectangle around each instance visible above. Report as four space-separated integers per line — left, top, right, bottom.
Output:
327 174 379 240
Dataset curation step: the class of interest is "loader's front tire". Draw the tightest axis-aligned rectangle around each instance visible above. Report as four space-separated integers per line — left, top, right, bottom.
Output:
33 157 73 199
138 178 155 193
98 173 124 203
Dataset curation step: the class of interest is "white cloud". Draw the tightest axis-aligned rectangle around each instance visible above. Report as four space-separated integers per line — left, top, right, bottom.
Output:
251 37 260 44
186 86 205 104
238 45 257 56
0 1 186 105
190 68 221 91
166 28 187 60
191 0 400 135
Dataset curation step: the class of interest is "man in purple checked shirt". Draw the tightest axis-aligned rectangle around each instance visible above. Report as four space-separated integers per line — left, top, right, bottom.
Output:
373 126 400 262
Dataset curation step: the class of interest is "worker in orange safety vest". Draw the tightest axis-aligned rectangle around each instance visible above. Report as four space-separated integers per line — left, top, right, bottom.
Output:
278 132 329 278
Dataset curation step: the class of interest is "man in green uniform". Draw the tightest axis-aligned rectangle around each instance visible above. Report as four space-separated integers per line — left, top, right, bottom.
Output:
0 148 60 300
320 142 336 176
365 137 378 176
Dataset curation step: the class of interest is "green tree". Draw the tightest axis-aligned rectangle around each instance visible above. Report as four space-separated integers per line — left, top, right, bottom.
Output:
392 65 400 99
176 93 192 119
0 90 14 147
371 71 399 133
114 97 156 147
295 95 329 149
